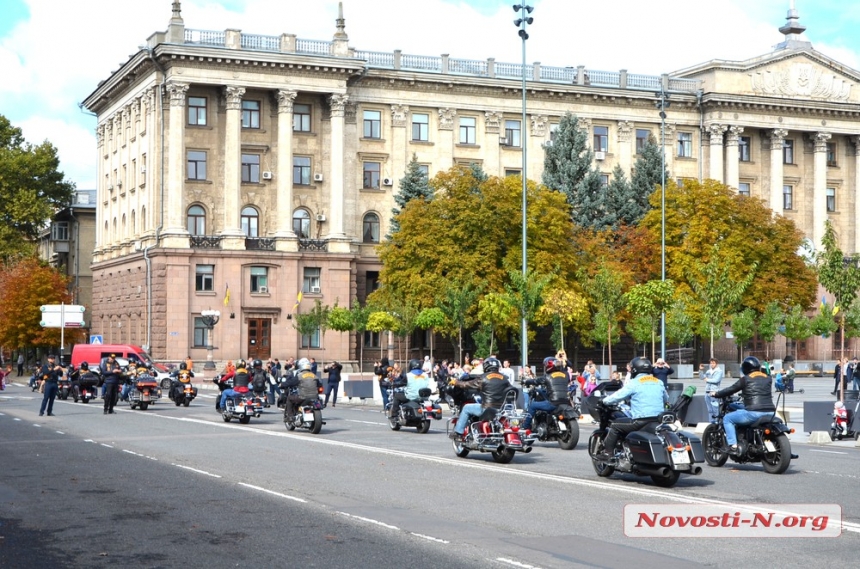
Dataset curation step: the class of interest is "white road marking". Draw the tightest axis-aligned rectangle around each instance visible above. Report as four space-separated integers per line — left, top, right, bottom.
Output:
410 532 449 543
344 419 386 425
336 511 399 530
123 449 143 457
100 443 113 448
237 482 305 502
174 464 221 478
56 431 64 435
809 449 847 455
13 417 21 421
496 558 542 569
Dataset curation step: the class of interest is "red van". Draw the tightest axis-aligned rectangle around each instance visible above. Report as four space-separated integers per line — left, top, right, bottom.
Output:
70 344 172 387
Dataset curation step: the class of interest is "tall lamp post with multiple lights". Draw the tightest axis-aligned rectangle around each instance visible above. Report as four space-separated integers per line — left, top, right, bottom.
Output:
657 90 670 361
514 3 533 374
201 309 221 370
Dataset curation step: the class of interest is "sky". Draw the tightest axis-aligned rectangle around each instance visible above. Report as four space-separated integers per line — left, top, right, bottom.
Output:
1 0 859 190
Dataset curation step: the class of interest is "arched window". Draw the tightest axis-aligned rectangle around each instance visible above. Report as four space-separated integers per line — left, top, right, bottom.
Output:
187 205 205 236
241 206 259 237
292 208 310 239
362 212 380 243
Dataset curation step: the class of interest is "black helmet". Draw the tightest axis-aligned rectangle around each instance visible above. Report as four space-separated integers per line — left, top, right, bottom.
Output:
544 356 561 374
408 359 422 371
253 359 262 368
630 357 653 376
179 362 187 371
741 356 760 376
237 359 247 369
483 357 501 373
80 362 89 370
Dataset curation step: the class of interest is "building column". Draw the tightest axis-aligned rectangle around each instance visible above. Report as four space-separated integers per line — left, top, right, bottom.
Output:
813 132 832 248
390 104 409 196
483 111 502 174
769 129 788 214
724 126 743 191
852 136 860 254
275 89 297 250
164 81 189 246
707 123 727 183
617 120 634 173
438 108 456 171
326 94 348 246
662 123 676 179
221 86 245 248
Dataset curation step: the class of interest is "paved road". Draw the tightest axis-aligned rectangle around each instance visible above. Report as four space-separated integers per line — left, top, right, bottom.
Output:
2 380 859 568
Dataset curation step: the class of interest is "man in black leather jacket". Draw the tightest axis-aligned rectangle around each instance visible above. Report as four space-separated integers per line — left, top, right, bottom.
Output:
449 357 515 439
711 356 776 455
523 356 568 429
282 358 322 419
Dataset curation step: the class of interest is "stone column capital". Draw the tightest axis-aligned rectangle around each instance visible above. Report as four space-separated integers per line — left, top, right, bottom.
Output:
276 89 298 113
725 125 744 146
706 123 727 145
96 125 105 148
617 120 634 143
529 114 548 137
166 81 190 107
391 104 409 127
769 128 789 149
484 111 502 134
851 135 860 155
328 94 349 118
438 108 456 130
224 86 246 110
813 132 832 153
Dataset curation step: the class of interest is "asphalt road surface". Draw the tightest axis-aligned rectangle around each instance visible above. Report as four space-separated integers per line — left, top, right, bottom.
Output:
2 379 858 568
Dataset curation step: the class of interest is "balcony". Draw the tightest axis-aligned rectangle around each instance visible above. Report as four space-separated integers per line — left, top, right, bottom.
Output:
298 238 328 251
245 237 275 251
190 235 223 249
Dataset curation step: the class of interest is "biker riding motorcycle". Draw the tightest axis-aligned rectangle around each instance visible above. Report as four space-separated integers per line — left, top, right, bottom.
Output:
449 356 516 440
281 358 321 418
596 357 668 461
389 359 431 419
119 361 139 402
250 359 268 401
170 361 195 401
70 361 94 400
523 356 568 429
218 359 250 411
711 356 776 455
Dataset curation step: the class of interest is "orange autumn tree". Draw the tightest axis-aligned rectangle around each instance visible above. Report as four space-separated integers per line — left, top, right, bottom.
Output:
0 257 84 349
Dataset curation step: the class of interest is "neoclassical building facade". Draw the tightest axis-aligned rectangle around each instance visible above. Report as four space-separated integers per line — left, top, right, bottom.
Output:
82 2 860 363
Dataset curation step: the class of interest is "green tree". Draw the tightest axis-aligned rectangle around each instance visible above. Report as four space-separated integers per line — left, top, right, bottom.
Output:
504 268 553 359
758 301 783 360
366 311 400 360
328 303 353 364
811 303 839 339
350 304 372 376
606 163 647 229
476 292 517 356
293 313 319 358
783 304 812 359
535 286 589 354
730 308 756 362
0 115 76 258
308 299 332 359
665 296 694 364
415 307 446 362
391 153 432 233
628 136 668 223
581 264 627 369
627 314 655 357
437 281 480 364
625 279 675 361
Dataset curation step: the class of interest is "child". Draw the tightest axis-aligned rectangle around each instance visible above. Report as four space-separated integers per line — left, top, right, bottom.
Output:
832 401 849 437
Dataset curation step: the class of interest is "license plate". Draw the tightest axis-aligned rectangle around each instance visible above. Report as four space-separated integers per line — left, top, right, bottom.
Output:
303 413 314 422
764 440 776 452
558 421 567 431
672 450 690 465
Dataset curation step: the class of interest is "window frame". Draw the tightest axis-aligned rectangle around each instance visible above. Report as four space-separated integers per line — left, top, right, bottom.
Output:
188 96 207 126
504 120 521 147
738 182 751 197
677 132 693 158
241 206 259 237
195 264 214 292
293 156 312 186
301 328 321 349
363 161 381 190
783 185 794 210
293 208 311 238
187 150 207 181
459 116 476 144
827 142 838 167
363 110 382 139
293 103 311 132
51 221 69 241
241 100 261 129
193 317 208 348
738 136 751 162
635 129 651 154
303 267 321 293
783 139 794 165
826 187 836 212
187 205 206 236
241 153 261 183
593 125 609 153
362 212 380 244
411 112 429 142
250 266 268 293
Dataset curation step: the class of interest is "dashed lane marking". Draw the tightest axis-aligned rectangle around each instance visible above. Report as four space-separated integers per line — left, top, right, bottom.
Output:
173 464 220 478
238 482 305 502
336 511 399 530
410 532 449 543
496 558 543 569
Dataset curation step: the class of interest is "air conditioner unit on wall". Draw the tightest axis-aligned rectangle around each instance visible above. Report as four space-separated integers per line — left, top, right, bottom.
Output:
313 173 324 182
262 171 273 180
543 140 554 148
316 214 326 222
382 177 393 186
140 166 146 174
310 285 321 294
258 286 268 293
594 151 606 161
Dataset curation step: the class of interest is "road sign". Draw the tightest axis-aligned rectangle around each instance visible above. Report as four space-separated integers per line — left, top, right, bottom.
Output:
90 335 103 344
40 304 86 328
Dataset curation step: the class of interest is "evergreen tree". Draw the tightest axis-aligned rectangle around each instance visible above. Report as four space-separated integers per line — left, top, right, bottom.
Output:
391 153 432 233
606 164 640 230
542 113 597 222
629 136 668 224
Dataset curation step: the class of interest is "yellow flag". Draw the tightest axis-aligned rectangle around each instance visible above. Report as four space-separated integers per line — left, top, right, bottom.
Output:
224 283 231 306
833 305 840 316
293 291 303 310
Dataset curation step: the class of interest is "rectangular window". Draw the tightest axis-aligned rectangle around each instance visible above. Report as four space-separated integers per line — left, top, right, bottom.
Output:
460 117 476 144
250 266 268 293
293 156 311 185
293 103 311 132
303 267 321 293
505 169 521 177
599 174 610 186
739 136 751 162
827 142 837 167
783 139 794 164
677 132 693 158
827 187 836 212
635 129 650 154
242 100 260 129
412 113 429 142
783 185 793 210
187 150 207 180
738 182 751 197
417 164 430 177
363 161 381 189
549 123 559 142
188 97 207 126
193 317 208 348
195 264 214 292
504 120 521 147
363 110 381 139
51 222 69 241
364 330 380 349
242 154 260 183
301 328 321 349
593 126 609 152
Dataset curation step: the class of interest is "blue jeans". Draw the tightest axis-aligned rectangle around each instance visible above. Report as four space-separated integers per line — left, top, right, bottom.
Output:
220 389 239 410
40 382 58 414
120 383 132 401
455 402 483 435
723 409 773 446
268 382 281 404
705 392 720 423
525 399 556 429
380 384 390 409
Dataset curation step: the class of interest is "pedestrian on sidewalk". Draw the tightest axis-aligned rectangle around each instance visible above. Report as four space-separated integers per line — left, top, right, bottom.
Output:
323 361 343 408
17 353 24 377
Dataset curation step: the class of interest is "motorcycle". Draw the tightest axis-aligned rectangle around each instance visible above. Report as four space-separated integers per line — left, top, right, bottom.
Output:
221 386 261 424
127 375 161 410
449 390 535 464
702 395 795 474
587 396 704 488
523 381 581 450
74 371 100 404
170 381 198 407
283 387 326 434
386 386 442 433
57 375 72 400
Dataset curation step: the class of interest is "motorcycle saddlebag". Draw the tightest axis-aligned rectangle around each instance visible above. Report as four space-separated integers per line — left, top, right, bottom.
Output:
681 432 705 463
625 430 669 465
403 401 421 419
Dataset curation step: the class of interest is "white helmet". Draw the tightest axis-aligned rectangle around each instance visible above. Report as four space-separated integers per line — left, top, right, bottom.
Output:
297 357 311 371
835 401 845 410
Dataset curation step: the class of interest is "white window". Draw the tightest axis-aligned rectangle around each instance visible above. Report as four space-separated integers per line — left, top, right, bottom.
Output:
677 132 693 158
460 117 476 144
412 113 429 142
504 120 521 147
783 185 793 210
827 187 836 212
303 267 321 293
363 110 381 139
293 104 311 132
250 266 268 293
593 126 609 152
738 182 751 197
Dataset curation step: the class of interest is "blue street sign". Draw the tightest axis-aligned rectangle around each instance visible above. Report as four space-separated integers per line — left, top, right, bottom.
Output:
90 335 103 344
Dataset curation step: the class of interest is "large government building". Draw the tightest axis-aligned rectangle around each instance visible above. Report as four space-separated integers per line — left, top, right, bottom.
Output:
82 1 860 364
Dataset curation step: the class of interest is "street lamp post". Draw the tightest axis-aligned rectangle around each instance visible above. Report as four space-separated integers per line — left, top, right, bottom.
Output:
200 309 221 370
514 3 534 375
657 90 670 362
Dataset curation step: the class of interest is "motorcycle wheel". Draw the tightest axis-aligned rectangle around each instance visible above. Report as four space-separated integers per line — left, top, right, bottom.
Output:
310 410 323 434
417 419 431 434
161 378 172 390
491 448 515 464
452 438 470 458
239 415 251 424
174 399 182 407
761 433 791 474
650 470 681 488
222 413 231 423
703 424 729 467
138 402 148 410
388 416 401 431
284 411 296 431
557 419 580 450
81 398 89 404
830 428 838 441
588 433 615 477
183 400 190 407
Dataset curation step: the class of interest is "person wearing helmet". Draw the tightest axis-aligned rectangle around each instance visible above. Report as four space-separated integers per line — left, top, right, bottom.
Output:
218 358 250 412
70 361 98 403
595 357 668 461
281 357 322 418
388 359 430 419
702 358 724 423
449 356 516 440
522 357 566 429
710 356 776 455
170 360 196 403
250 359 269 404
832 400 849 437
119 361 139 402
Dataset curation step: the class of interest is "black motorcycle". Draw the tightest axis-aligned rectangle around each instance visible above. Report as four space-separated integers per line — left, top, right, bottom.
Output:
283 387 325 434
386 386 442 433
523 381 580 450
57 375 72 400
702 396 794 474
587 396 704 488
